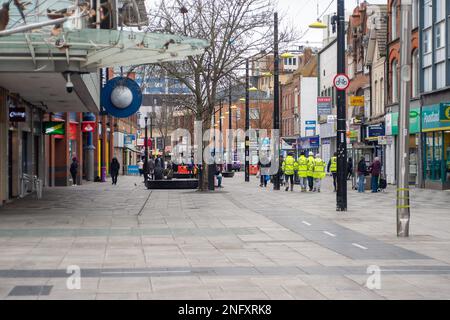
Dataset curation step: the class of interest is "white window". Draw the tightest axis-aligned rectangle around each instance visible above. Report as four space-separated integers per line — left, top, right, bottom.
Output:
423 29 432 53
423 66 433 92
424 0 432 28
436 0 445 21
435 22 445 49
436 62 446 89
391 2 397 40
412 0 419 28
392 60 398 103
412 50 419 97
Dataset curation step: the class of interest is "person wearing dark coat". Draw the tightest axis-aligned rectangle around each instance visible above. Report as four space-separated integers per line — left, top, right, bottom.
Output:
110 157 120 185
347 157 353 180
154 162 164 180
70 157 78 186
368 157 382 193
357 156 368 193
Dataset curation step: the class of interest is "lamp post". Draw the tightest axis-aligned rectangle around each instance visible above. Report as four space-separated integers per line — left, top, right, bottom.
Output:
311 1 347 210
144 116 148 183
245 58 250 182
335 0 347 211
273 12 280 190
228 83 233 172
397 1 412 237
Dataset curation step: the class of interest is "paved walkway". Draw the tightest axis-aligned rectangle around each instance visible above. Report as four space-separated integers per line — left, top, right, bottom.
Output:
0 174 449 299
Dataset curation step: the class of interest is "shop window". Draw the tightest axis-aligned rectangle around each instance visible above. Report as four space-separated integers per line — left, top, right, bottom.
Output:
424 131 449 182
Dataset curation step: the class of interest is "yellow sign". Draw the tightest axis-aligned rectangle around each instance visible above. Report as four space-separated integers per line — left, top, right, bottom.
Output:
349 96 365 107
442 104 450 122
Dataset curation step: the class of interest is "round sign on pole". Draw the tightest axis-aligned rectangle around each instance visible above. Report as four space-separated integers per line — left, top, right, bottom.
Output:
333 74 350 91
101 77 142 118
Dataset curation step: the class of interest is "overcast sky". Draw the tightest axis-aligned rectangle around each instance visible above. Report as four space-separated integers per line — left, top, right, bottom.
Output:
277 0 388 46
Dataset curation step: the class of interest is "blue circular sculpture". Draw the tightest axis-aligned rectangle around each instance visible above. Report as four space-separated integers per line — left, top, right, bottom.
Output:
101 77 142 118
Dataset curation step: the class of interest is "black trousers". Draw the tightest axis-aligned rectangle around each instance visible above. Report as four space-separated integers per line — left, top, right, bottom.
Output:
332 172 337 190
285 174 294 186
307 176 314 190
260 175 267 187
111 174 118 184
71 172 77 185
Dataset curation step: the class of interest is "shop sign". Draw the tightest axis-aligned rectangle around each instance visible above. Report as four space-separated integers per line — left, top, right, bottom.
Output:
317 97 332 115
367 123 385 138
349 96 365 107
440 103 450 122
137 138 144 146
124 134 136 145
378 136 393 145
43 121 65 135
9 107 26 122
386 108 421 135
422 104 448 131
81 121 96 132
69 123 78 140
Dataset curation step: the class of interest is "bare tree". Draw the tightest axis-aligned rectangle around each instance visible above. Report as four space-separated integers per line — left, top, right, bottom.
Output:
142 0 295 190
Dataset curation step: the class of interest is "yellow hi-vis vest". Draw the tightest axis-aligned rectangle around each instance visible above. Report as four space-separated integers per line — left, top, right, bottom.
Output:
307 156 315 177
330 156 337 173
297 155 308 178
313 158 326 179
282 156 298 176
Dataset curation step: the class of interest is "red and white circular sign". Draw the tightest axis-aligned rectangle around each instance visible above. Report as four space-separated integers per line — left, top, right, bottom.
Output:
333 74 350 91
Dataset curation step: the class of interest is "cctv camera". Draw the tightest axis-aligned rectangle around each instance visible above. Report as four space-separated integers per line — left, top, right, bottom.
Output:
66 73 74 93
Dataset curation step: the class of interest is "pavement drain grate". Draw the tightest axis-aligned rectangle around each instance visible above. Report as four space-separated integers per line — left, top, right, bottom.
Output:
8 285 53 296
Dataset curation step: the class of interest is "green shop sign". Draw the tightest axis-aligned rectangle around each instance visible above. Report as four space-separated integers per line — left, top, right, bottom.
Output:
422 103 450 131
43 122 65 135
440 103 450 122
386 107 421 136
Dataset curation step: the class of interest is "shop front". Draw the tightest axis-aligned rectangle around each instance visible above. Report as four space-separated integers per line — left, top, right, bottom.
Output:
421 103 450 190
385 108 421 185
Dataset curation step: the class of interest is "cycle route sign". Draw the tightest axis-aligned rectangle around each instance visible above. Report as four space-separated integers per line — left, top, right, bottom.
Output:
333 73 350 91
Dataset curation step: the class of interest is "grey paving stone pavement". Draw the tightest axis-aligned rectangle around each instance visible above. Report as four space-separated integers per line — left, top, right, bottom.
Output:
0 173 449 300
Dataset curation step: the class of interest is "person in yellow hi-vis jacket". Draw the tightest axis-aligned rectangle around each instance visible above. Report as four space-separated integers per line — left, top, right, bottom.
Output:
327 152 338 192
313 153 326 192
306 151 315 191
282 152 298 192
297 151 309 192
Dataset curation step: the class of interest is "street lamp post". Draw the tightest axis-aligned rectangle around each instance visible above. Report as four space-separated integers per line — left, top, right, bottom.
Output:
144 116 148 184
335 0 347 211
273 12 280 190
245 58 250 182
228 83 233 172
397 1 412 237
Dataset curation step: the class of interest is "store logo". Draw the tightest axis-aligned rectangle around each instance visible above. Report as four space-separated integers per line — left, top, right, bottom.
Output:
424 112 439 124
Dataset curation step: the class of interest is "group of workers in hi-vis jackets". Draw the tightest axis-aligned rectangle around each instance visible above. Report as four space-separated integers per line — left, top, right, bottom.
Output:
281 150 337 193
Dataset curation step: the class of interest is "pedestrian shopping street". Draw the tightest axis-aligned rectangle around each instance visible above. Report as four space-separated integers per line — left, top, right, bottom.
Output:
0 174 450 300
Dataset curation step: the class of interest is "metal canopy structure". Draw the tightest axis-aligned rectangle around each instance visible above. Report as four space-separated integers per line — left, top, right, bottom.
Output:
0 29 208 71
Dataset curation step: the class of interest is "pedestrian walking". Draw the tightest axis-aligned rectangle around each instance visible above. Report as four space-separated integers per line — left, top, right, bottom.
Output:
369 157 382 193
307 151 315 191
70 157 78 186
138 158 144 176
357 156 368 193
297 151 309 192
313 153 325 192
258 155 270 187
110 157 120 185
165 160 174 180
347 157 353 180
327 152 338 192
282 152 298 192
216 165 223 188
147 156 155 180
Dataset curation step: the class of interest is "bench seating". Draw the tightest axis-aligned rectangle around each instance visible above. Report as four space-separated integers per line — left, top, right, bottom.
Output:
146 179 199 189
